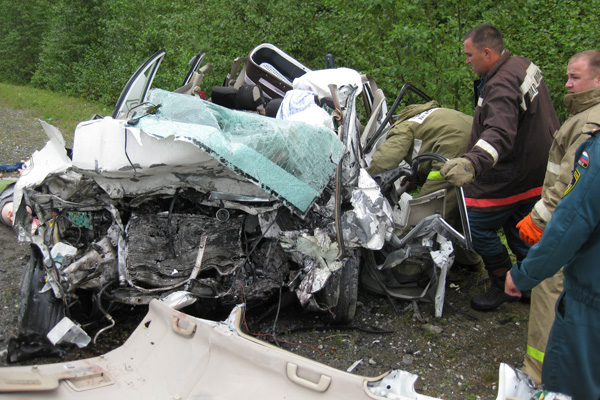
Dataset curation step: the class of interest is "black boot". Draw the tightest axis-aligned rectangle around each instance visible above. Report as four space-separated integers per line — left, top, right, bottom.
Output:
471 250 520 311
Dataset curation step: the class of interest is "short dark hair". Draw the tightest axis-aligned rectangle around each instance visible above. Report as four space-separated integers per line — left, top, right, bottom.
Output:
464 24 504 54
570 50 600 79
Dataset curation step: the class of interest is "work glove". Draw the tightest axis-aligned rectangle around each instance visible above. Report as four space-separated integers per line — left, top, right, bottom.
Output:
516 213 543 246
440 158 475 187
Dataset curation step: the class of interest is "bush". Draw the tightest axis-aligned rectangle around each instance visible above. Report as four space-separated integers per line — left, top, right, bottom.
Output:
1 0 598 121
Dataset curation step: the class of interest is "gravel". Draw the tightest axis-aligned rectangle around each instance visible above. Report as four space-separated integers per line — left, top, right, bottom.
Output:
0 105 530 400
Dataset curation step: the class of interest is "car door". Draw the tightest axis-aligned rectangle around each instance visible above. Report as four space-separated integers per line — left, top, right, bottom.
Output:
111 49 166 119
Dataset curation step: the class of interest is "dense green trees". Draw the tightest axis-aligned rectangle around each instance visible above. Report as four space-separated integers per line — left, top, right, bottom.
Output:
1 0 597 119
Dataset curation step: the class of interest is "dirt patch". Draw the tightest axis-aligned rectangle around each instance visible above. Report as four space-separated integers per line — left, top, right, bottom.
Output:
0 224 30 348
0 104 48 362
0 106 530 400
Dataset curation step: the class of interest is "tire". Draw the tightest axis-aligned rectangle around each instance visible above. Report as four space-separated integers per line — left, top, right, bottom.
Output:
332 254 359 324
320 250 360 324
18 246 65 335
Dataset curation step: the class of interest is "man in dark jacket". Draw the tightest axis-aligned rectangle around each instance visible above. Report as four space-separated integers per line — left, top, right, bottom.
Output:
441 24 559 310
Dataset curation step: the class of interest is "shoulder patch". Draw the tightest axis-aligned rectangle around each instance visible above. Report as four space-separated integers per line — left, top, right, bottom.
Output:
564 168 581 196
408 108 440 124
578 151 590 169
519 63 542 111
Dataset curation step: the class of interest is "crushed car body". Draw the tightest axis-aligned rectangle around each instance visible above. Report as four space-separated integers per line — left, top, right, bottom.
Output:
9 44 475 358
1 43 571 400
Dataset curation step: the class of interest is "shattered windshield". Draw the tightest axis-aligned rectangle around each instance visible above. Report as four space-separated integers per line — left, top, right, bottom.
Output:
138 89 345 214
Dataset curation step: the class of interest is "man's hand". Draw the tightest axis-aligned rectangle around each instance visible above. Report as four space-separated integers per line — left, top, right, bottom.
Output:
504 270 522 297
517 213 544 245
440 158 475 186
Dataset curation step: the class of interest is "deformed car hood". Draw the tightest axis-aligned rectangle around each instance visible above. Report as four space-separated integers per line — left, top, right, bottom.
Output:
71 89 345 215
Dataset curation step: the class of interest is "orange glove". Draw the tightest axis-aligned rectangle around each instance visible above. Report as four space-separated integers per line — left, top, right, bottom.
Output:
516 213 544 246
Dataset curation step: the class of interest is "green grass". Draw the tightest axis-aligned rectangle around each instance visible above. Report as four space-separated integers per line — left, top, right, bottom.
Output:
0 83 107 141
481 366 497 384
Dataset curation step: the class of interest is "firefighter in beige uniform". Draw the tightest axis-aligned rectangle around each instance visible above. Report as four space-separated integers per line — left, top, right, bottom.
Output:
367 100 481 268
516 50 600 384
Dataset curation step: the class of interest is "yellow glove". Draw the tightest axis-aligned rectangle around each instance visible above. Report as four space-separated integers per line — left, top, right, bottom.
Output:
440 158 475 187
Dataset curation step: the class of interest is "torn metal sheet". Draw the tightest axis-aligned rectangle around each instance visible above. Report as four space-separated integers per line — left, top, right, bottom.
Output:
431 235 453 317
342 169 394 250
280 228 343 306
367 369 442 400
362 215 458 317
72 116 273 205
12 122 72 241
159 291 198 310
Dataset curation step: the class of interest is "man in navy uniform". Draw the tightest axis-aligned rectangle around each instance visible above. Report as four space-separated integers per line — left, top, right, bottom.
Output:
506 129 600 399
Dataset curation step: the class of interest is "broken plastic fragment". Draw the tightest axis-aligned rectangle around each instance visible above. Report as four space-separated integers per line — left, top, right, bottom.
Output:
49 242 77 269
347 359 362 372
367 369 441 399
160 291 198 310
495 363 572 400
46 317 91 348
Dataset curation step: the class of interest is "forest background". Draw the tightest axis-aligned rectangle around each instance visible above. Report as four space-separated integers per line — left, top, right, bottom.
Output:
0 0 597 121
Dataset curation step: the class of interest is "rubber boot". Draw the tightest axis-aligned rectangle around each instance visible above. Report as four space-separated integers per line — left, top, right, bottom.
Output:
471 250 520 311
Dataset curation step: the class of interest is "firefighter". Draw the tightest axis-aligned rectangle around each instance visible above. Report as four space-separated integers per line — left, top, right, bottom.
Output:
516 50 600 384
506 127 600 399
367 100 481 268
441 24 559 310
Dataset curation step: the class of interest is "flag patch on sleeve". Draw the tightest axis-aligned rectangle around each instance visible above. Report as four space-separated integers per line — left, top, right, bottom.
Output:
578 151 589 169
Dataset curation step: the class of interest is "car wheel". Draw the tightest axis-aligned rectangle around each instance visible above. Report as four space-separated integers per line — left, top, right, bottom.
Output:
321 250 360 325
18 246 65 335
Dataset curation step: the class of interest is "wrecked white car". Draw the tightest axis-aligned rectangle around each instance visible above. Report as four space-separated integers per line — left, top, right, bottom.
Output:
1 45 572 400
10 44 472 356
